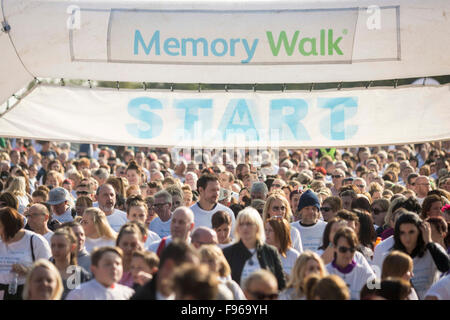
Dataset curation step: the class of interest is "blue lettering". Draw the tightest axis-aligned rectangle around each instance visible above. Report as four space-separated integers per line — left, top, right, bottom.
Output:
269 99 311 140
218 99 260 141
174 99 213 138
164 38 180 56
134 30 160 55
241 39 259 64
318 97 358 140
211 38 228 57
126 97 163 139
181 38 208 56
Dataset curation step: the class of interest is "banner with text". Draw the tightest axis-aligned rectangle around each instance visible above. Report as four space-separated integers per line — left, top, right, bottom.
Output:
0 85 449 148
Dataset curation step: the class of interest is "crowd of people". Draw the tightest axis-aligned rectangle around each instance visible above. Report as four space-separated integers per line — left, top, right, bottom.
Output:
0 138 449 300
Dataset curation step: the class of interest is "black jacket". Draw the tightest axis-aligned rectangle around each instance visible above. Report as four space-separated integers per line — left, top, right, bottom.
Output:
222 240 286 290
130 273 158 300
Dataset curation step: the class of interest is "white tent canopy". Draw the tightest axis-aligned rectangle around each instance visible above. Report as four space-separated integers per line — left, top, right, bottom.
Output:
0 0 449 147
1 0 450 105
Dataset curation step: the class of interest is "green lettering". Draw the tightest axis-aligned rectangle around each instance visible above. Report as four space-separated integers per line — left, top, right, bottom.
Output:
328 29 343 55
266 31 299 56
299 38 318 56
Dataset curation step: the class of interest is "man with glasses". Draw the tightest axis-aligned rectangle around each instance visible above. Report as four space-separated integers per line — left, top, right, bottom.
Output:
149 190 173 238
415 175 432 205
330 169 345 196
25 203 53 244
270 178 285 192
75 183 95 200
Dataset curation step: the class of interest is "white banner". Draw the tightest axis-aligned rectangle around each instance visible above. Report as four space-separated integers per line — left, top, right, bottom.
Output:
0 84 449 148
1 0 450 105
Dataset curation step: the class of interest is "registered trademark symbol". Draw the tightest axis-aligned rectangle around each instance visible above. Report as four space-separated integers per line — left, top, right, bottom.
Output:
342 29 348 35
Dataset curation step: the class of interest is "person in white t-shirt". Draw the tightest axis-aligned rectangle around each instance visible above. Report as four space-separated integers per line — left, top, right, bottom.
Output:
125 195 160 248
81 207 117 253
66 246 134 300
326 227 376 300
148 206 195 256
96 184 127 232
25 204 54 244
190 174 236 230
0 207 52 300
149 190 173 238
425 273 450 300
291 190 327 252
264 217 300 279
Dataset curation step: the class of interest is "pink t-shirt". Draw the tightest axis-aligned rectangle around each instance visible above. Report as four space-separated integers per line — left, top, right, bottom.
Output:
119 271 134 288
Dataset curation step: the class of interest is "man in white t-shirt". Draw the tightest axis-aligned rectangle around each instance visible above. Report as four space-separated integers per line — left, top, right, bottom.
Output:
46 187 74 223
291 189 327 252
415 176 432 205
96 184 127 232
25 204 54 244
149 190 173 238
190 174 236 231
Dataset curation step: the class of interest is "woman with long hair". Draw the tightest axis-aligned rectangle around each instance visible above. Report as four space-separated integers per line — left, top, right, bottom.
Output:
81 207 117 253
50 227 91 299
391 212 450 299
264 217 300 279
278 251 327 300
5 176 29 214
262 193 303 253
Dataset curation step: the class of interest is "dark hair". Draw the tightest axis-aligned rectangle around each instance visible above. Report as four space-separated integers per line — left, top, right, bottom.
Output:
353 209 376 250
197 174 218 191
391 197 421 215
172 263 218 300
426 217 448 248
116 222 145 247
336 209 359 223
393 212 426 258
421 194 443 219
159 239 198 269
91 246 123 267
211 210 232 229
351 197 371 213
0 191 19 210
323 196 342 212
377 278 411 300
0 207 24 240
333 227 359 248
32 189 49 202
318 217 345 250
229 204 245 219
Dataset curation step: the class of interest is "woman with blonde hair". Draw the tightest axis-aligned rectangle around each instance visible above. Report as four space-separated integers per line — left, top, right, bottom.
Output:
5 176 30 214
279 250 327 300
81 207 117 253
381 250 418 300
199 244 246 300
22 259 63 300
223 207 286 290
262 193 303 253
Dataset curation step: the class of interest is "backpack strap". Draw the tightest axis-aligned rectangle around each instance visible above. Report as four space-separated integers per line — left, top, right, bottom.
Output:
30 234 35 262
156 237 167 257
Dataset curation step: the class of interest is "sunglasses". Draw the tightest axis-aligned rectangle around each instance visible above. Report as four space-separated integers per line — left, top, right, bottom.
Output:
76 191 89 196
332 175 343 179
248 291 278 300
356 184 365 188
338 246 356 254
153 203 169 209
272 184 282 188
320 207 332 212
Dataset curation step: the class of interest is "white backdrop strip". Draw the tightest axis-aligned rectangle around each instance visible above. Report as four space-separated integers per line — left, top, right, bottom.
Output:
1 0 450 105
0 84 449 148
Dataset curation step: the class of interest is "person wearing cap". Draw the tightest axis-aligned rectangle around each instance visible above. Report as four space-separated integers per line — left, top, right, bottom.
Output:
291 189 327 252
46 187 74 223
218 188 232 207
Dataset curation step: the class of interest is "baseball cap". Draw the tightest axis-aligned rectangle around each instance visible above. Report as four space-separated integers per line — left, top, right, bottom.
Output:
47 187 69 205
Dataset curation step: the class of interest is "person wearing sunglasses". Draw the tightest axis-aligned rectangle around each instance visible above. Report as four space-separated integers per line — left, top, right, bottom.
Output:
242 269 279 300
262 194 303 254
325 227 376 300
371 198 390 236
320 196 342 222
330 169 346 197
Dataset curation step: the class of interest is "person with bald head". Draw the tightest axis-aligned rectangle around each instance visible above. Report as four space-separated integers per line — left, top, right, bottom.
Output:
191 227 218 248
96 184 128 232
148 206 195 256
25 203 53 244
